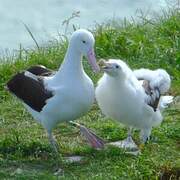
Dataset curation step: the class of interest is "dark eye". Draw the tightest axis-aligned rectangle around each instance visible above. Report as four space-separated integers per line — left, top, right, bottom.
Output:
115 65 119 68
82 40 86 43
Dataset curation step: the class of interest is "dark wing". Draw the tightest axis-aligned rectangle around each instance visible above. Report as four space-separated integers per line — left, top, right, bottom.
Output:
142 80 160 111
6 71 53 112
27 65 54 76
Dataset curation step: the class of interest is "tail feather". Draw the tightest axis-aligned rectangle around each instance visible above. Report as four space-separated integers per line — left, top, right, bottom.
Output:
158 96 174 111
150 95 173 127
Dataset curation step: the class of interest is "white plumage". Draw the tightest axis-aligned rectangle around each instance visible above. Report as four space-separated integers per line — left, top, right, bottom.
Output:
96 59 173 147
7 29 100 152
134 68 171 94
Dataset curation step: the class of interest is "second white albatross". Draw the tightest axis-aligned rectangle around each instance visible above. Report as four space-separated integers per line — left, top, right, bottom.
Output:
6 29 101 153
96 59 173 149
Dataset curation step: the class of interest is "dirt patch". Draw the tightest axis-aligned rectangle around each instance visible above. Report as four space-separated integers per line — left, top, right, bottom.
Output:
159 167 180 180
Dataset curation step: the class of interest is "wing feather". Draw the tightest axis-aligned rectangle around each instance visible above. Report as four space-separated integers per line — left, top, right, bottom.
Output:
27 65 54 76
134 68 171 111
7 71 53 112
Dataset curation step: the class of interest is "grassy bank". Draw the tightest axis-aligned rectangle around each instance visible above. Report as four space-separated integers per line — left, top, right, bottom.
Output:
0 8 179 179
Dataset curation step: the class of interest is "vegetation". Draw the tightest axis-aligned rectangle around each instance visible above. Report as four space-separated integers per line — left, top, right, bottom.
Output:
0 7 179 179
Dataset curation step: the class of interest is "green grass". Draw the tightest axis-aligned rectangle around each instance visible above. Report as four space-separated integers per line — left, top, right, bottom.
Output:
0 7 180 179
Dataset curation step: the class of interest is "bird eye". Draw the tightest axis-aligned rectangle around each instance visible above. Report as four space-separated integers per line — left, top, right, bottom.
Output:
115 65 119 68
82 40 86 43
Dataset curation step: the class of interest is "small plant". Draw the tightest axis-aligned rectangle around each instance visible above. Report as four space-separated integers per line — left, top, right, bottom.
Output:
62 11 80 35
22 22 40 50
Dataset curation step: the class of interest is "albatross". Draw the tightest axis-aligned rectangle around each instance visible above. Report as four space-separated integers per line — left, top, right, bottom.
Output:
96 59 173 149
6 29 101 153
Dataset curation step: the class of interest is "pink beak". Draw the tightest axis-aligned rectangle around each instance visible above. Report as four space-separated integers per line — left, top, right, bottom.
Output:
87 49 100 73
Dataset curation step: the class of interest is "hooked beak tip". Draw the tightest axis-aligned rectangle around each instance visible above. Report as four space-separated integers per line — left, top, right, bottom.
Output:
87 49 100 73
93 66 100 73
98 59 111 72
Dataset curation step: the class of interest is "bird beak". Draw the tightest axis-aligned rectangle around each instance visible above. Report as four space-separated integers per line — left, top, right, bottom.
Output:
98 59 112 71
87 49 100 73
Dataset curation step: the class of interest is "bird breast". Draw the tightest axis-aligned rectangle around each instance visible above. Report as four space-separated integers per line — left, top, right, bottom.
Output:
96 78 147 127
42 77 95 123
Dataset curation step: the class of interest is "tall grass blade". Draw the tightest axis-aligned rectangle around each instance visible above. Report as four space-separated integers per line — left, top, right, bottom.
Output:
22 22 40 50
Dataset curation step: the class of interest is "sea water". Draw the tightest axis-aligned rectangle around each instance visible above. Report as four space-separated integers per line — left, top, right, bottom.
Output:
0 0 170 51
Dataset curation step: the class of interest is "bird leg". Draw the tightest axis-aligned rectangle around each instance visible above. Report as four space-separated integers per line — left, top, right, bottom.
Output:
69 121 105 150
47 131 59 154
120 128 138 150
109 127 138 151
47 131 64 170
140 128 152 144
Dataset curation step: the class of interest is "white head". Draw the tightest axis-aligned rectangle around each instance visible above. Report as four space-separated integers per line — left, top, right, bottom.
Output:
69 29 100 72
99 59 130 78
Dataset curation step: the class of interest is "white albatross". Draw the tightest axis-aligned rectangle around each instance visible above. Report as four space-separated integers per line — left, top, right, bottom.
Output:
96 59 173 149
6 29 101 153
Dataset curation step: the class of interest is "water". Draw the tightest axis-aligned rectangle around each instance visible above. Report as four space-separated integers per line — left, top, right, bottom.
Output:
0 0 169 51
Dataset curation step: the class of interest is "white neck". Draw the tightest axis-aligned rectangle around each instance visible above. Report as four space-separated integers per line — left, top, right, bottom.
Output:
105 74 126 87
54 44 85 80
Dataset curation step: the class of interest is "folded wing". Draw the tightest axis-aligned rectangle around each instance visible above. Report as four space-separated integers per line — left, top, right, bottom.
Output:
134 68 171 111
27 65 54 76
6 65 54 112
